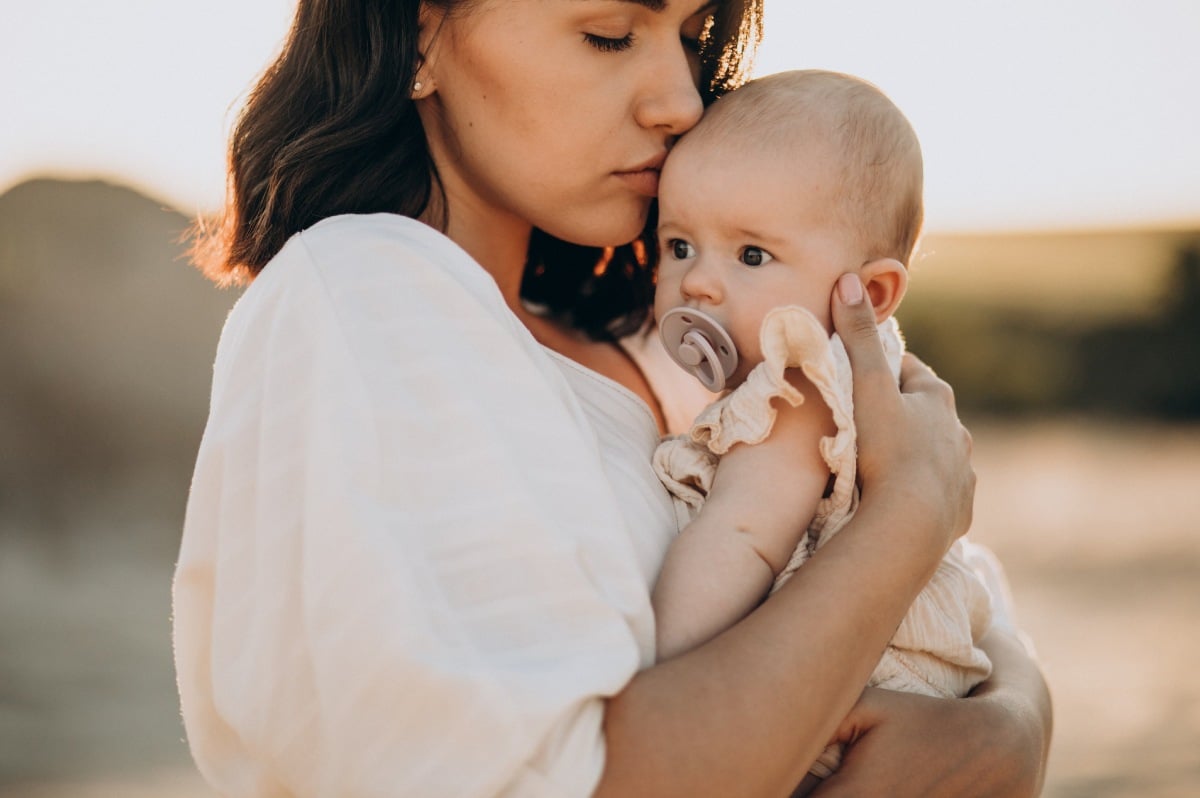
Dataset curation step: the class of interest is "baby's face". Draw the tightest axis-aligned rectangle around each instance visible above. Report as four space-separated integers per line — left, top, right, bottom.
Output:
655 136 865 388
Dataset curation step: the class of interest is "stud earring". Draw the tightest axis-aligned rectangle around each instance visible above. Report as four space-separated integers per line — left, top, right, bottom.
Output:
413 81 423 92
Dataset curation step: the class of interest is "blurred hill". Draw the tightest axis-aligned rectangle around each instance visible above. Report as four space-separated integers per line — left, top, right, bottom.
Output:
0 179 239 785
0 178 239 534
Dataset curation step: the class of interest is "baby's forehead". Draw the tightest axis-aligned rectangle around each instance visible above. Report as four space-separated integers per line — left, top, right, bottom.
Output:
669 117 839 178
682 70 915 170
682 94 844 165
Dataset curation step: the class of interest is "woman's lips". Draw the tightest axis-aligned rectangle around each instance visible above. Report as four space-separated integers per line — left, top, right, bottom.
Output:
615 151 667 197
615 168 660 197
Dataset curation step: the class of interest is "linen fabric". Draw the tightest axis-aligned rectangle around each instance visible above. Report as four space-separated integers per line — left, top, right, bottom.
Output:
173 214 681 798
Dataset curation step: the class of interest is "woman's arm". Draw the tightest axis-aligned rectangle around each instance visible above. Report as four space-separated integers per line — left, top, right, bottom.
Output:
811 628 1052 798
595 274 978 798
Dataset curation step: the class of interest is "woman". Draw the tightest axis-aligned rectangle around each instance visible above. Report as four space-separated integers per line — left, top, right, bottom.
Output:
174 1 1052 796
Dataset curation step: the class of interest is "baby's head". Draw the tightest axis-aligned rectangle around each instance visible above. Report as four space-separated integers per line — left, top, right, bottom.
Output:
655 69 923 387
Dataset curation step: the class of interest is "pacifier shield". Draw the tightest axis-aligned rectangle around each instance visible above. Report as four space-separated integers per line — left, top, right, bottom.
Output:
659 307 739 392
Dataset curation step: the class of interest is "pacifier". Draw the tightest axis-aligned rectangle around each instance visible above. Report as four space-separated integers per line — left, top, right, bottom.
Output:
659 307 739 392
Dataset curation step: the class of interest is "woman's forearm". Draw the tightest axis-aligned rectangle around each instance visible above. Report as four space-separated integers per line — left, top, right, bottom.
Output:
596 488 949 798
968 628 1054 797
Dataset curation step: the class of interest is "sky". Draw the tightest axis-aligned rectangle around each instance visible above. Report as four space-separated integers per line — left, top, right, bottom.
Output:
2 0 1198 232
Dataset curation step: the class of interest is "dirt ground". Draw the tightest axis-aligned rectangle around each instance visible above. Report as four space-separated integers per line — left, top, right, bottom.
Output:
1 419 1197 797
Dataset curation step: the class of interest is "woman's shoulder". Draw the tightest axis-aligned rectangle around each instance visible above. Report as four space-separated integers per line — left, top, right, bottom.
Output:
209 213 535 400
221 214 515 348
298 213 470 268
252 213 499 306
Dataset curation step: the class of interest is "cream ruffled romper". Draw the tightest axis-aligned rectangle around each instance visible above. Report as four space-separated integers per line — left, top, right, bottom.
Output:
653 306 995 779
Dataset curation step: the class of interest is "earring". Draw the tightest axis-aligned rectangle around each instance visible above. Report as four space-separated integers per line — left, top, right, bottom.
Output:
413 81 423 92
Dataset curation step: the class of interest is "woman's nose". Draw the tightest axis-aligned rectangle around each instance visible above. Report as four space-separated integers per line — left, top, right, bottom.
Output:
634 44 704 135
679 260 722 305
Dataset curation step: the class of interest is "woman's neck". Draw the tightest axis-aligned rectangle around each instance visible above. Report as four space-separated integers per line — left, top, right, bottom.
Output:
437 198 592 348
430 193 667 432
429 186 531 316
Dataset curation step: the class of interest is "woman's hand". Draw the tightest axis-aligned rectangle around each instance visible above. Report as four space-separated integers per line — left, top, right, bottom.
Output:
811 629 1053 797
832 272 976 554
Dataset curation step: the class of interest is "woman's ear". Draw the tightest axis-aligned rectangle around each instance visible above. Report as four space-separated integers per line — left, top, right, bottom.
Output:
413 3 444 99
860 258 908 324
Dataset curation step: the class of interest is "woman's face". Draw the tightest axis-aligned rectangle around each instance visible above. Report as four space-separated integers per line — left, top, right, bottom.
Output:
418 0 717 249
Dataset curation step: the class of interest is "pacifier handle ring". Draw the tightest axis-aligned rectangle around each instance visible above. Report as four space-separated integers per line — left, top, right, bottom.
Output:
682 330 723 391
658 307 739 392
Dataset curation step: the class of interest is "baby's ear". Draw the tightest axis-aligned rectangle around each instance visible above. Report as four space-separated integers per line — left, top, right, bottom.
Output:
860 258 908 324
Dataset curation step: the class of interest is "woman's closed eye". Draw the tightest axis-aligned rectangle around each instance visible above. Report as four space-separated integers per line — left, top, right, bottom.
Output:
739 246 773 267
584 31 635 53
680 9 714 54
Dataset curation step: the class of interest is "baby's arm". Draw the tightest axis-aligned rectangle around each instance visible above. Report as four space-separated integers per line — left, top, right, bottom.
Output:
653 376 835 661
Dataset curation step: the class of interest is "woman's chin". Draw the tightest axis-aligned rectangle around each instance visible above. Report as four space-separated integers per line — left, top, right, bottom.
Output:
540 203 650 249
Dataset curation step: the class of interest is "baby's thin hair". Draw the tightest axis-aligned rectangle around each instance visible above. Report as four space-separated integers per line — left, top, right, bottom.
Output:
695 69 924 264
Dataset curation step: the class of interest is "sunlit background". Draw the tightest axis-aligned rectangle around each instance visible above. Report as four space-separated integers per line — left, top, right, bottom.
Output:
2 1 1197 796
4 0 1199 229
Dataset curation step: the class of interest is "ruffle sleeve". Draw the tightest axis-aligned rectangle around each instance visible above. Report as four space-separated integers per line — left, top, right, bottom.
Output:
654 308 904 542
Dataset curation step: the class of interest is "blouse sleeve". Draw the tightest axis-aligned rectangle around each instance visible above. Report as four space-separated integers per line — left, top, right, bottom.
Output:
173 216 653 797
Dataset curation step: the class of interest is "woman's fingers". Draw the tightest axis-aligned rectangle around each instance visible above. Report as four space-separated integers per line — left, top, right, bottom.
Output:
897 352 940 394
814 687 1039 798
898 353 960 418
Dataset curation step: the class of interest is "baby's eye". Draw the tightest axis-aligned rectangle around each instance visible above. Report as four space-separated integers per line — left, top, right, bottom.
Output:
667 239 697 260
739 246 773 267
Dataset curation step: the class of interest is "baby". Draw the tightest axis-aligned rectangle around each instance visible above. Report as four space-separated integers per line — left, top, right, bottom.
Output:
650 70 994 791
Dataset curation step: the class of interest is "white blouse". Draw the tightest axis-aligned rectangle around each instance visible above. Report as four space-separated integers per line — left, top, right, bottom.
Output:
173 214 690 797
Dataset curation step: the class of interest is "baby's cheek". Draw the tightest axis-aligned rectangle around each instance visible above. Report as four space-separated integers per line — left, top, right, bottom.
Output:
731 339 763 384
652 290 673 324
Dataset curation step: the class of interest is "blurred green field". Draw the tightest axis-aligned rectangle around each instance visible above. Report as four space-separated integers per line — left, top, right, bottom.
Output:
912 229 1198 323
901 229 1200 418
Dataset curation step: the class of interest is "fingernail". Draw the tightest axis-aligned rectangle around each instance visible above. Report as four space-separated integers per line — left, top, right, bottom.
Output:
837 273 864 306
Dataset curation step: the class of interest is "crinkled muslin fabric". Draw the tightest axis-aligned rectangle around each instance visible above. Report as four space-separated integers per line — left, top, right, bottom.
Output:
173 214 690 798
653 306 996 779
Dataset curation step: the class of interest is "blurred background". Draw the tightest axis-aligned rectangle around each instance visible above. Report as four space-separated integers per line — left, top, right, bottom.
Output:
1 1 1197 796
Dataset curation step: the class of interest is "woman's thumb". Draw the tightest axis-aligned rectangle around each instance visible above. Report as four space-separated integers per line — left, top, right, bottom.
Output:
832 273 890 391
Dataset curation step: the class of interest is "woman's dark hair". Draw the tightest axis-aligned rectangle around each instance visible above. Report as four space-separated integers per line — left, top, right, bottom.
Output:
192 0 763 339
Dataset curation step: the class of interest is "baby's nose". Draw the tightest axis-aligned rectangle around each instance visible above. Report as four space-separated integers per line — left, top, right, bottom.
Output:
678 261 722 305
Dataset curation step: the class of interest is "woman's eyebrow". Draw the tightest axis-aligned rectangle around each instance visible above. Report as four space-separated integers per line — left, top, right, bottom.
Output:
577 0 666 9
573 1 720 16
